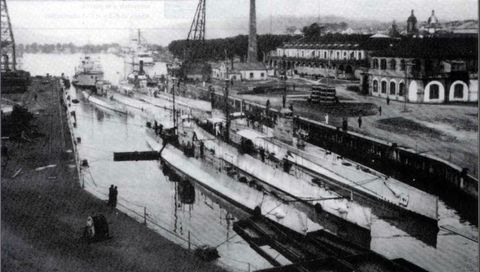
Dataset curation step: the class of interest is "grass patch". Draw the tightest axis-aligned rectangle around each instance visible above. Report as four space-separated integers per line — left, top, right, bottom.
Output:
433 116 478 132
375 117 453 140
292 101 378 118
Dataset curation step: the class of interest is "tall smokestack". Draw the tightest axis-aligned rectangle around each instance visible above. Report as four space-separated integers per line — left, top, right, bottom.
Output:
247 0 258 63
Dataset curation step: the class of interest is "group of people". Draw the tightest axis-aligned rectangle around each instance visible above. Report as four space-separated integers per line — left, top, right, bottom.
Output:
108 185 118 208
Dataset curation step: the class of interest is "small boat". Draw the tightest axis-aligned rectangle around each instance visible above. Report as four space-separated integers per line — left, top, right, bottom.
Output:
127 29 155 67
72 56 104 89
116 59 158 97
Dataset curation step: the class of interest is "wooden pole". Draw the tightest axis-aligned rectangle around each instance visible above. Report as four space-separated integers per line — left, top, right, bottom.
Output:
188 231 191 250
172 82 176 135
224 80 230 143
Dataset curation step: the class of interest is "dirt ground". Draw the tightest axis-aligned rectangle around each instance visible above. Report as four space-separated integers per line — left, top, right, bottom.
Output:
1 78 226 272
208 77 478 175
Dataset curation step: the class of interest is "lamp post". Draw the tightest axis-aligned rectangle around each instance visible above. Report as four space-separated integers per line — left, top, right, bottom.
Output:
224 79 230 143
172 78 177 134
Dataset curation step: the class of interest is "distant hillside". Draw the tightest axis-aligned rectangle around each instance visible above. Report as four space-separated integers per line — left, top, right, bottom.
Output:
256 15 388 34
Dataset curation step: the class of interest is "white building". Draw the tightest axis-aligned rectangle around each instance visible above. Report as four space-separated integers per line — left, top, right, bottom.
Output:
212 61 268 81
367 36 478 103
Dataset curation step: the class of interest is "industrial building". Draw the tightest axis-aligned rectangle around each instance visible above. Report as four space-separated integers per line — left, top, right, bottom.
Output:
265 34 394 80
367 36 478 103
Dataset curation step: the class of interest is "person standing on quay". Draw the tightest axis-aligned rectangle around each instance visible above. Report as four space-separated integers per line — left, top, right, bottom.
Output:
112 186 118 208
108 185 114 207
358 116 362 128
386 96 390 105
342 118 348 132
378 106 382 116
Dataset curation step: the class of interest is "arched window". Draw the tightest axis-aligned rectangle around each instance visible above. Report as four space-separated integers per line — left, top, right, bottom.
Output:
373 59 379 69
380 59 387 70
390 82 396 95
381 81 387 93
373 80 378 93
399 82 405 96
454 84 464 98
336 52 340 59
400 59 406 71
358 52 362 59
350 52 355 59
390 59 397 70
324 52 327 59
430 84 439 99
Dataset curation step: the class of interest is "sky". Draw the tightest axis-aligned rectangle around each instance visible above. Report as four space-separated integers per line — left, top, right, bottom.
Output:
7 0 478 45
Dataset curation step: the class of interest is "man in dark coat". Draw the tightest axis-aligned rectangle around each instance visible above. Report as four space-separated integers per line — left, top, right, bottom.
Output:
112 186 118 208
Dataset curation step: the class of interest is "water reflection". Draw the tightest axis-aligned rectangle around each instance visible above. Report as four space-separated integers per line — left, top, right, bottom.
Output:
178 179 196 205
95 107 106 121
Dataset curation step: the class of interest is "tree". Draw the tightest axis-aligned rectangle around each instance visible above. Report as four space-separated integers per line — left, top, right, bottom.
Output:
30 43 39 53
286 26 297 35
167 34 298 62
302 23 323 40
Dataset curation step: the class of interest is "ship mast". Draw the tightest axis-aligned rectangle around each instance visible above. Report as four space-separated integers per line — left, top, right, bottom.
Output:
138 29 141 48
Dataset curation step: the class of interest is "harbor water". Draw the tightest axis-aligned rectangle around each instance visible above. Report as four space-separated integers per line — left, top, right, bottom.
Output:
22 53 478 272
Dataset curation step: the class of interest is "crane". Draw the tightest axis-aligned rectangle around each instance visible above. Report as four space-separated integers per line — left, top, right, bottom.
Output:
1 0 16 71
187 0 206 44
180 0 210 80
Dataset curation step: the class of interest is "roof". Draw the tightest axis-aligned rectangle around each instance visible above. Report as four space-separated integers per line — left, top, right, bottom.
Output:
370 33 390 38
230 112 245 118
236 129 268 141
1 105 13 115
453 20 479 30
280 33 396 51
207 117 225 124
232 62 267 71
371 36 478 58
